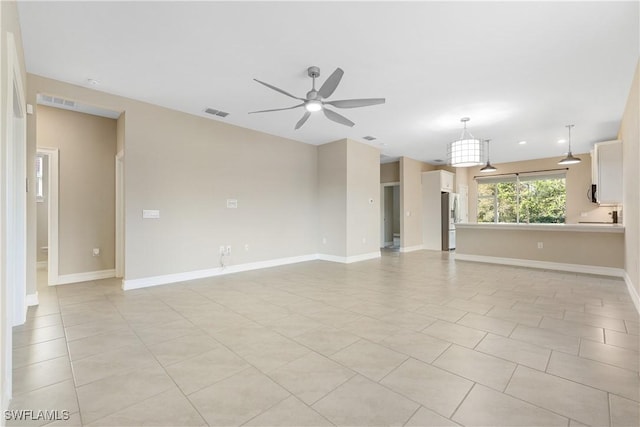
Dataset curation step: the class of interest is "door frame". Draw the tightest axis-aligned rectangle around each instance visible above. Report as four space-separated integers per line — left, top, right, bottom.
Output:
2 30 27 408
115 151 124 278
37 147 59 286
380 182 400 248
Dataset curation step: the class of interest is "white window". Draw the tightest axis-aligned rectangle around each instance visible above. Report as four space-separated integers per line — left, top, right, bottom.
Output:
476 171 567 224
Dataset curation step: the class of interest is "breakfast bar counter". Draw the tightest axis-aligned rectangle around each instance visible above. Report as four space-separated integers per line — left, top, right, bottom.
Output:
455 223 625 275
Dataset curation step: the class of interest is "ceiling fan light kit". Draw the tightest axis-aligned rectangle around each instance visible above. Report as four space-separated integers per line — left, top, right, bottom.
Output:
448 117 484 167
558 124 581 165
249 66 385 130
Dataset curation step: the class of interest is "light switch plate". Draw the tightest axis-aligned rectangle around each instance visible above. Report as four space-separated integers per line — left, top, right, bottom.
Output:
226 199 238 208
143 209 160 219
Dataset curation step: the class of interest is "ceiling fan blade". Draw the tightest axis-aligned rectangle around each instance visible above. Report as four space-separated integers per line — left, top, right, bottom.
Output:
324 98 386 109
253 79 304 101
248 103 304 114
318 68 344 99
295 112 311 130
323 108 354 127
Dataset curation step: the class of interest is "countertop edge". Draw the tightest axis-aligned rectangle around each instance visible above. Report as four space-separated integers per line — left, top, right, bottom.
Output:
455 223 625 233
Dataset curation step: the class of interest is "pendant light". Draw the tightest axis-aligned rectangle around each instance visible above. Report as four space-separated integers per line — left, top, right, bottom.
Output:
448 117 484 167
558 124 581 165
480 139 497 172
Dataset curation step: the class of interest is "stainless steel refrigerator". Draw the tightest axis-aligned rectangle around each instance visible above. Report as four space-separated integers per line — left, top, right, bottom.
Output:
441 192 460 251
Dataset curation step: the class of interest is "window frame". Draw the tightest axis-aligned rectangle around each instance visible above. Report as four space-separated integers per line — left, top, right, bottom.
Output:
476 171 567 224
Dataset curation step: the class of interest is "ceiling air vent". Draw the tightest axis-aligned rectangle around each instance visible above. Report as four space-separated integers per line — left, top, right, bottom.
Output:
204 108 229 118
363 136 377 141
47 96 75 107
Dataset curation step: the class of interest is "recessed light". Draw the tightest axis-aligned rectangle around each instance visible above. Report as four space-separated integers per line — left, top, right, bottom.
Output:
518 140 527 145
557 139 566 143
87 78 100 86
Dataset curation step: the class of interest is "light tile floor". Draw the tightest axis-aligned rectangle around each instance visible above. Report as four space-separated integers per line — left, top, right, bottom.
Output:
10 251 640 426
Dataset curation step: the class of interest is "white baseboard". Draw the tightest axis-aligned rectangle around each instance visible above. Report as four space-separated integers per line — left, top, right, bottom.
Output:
55 269 116 285
317 251 381 264
123 254 318 291
123 252 382 291
26 292 39 307
624 272 640 314
454 253 625 278
36 261 47 270
400 245 424 253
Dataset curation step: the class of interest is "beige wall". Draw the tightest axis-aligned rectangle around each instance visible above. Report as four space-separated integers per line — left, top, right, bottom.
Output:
318 139 380 258
380 161 399 183
346 140 380 257
619 60 639 304
36 155 48 262
399 157 424 248
318 140 347 257
465 154 612 224
37 106 116 275
28 74 320 281
456 227 624 269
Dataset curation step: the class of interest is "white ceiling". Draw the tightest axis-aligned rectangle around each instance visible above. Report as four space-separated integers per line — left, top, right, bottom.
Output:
17 1 639 164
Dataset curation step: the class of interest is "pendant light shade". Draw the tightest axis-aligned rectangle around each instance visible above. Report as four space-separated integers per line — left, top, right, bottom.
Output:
448 117 483 167
480 139 497 172
558 124 581 165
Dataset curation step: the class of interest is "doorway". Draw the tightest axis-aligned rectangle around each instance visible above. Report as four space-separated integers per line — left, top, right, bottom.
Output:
35 97 120 286
36 147 59 285
380 182 400 249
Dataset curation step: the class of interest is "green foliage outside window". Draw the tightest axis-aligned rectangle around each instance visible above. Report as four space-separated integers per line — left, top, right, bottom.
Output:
477 177 566 224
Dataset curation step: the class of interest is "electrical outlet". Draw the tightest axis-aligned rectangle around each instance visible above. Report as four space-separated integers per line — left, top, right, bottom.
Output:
244 244 249 251
92 248 100 256
322 237 327 244
362 237 367 244
226 246 231 256
219 246 225 255
537 242 543 249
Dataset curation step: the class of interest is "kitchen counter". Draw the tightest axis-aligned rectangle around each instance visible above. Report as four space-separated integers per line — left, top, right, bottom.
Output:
455 222 625 275
455 223 624 233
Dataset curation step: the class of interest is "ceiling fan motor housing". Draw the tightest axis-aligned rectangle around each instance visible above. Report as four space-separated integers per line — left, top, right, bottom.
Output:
307 66 320 78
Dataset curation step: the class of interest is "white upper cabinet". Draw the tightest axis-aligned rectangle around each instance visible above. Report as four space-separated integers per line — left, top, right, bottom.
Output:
592 140 622 205
439 170 455 192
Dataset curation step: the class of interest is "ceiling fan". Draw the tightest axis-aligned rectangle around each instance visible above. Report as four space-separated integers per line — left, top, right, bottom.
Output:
249 66 385 130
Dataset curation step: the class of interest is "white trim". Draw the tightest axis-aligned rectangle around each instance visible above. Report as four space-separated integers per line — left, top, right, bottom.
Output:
400 245 424 253
36 261 47 269
3 29 27 412
346 251 381 263
624 272 640 315
25 292 39 307
37 147 59 287
318 251 381 264
455 223 624 233
454 253 625 278
123 254 318 290
6 32 27 327
115 151 124 278
123 252 383 291
54 269 116 286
